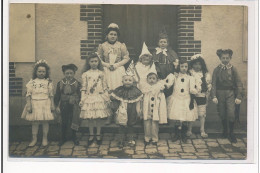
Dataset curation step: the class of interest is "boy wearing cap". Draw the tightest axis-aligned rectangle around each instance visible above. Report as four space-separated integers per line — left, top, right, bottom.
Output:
54 64 81 146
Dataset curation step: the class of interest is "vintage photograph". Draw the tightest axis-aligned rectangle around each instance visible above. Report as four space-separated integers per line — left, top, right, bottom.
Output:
9 3 248 160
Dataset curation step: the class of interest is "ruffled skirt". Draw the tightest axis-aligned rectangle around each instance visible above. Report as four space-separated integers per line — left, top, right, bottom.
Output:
167 94 198 122
80 93 111 119
21 99 54 121
104 66 125 91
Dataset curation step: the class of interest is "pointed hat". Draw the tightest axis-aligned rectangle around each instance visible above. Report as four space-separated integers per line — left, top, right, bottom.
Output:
139 42 152 58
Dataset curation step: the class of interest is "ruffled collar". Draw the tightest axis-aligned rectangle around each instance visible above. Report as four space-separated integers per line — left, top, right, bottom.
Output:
219 63 232 70
190 69 203 78
62 78 76 85
111 85 143 103
155 47 167 56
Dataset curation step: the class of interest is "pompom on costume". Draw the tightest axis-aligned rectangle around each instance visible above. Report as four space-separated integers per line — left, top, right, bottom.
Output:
166 73 198 122
142 80 168 143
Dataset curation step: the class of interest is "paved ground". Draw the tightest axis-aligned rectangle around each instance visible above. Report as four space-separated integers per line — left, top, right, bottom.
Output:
9 132 247 160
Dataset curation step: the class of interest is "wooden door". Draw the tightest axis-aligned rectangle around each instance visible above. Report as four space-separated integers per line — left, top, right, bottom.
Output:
103 5 178 62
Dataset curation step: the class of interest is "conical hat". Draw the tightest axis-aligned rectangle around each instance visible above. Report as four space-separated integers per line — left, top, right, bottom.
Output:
125 60 140 82
139 42 152 58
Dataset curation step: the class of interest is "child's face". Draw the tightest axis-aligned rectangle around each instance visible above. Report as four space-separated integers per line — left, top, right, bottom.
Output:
64 69 75 80
141 55 152 66
192 62 202 72
147 74 158 85
107 31 118 43
158 39 168 49
36 66 46 79
180 63 188 74
122 76 134 88
89 57 99 69
220 53 231 65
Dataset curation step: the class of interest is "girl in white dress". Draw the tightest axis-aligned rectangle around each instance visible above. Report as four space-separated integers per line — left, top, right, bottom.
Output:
21 60 55 147
97 23 130 92
165 58 198 143
79 53 111 146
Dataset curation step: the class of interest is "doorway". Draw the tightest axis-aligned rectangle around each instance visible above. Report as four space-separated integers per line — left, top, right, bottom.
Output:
103 5 178 62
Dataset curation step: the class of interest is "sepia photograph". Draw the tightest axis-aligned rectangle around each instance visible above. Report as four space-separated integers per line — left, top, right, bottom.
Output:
7 2 253 163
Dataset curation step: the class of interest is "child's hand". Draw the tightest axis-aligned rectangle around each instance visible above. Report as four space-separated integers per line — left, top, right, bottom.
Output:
212 97 218 104
56 107 61 114
79 101 83 107
27 104 32 113
51 105 55 113
235 98 242 104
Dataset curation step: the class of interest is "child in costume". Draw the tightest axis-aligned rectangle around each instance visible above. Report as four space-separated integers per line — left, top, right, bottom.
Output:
142 72 167 146
21 60 55 147
135 42 157 92
97 23 130 91
54 64 81 146
211 49 243 143
187 54 212 138
97 23 130 124
79 53 111 146
111 65 143 148
152 29 179 97
166 58 198 143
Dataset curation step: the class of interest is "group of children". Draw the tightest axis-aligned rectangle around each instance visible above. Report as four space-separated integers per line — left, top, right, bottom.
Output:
21 23 243 148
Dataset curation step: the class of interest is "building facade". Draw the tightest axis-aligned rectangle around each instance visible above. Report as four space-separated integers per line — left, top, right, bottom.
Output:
9 4 247 131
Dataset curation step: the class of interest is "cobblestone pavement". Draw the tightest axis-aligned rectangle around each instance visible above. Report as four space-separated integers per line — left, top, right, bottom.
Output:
9 133 247 160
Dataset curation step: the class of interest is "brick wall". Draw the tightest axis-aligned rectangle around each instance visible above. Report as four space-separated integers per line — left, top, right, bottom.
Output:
80 4 103 59
177 5 202 60
9 62 23 96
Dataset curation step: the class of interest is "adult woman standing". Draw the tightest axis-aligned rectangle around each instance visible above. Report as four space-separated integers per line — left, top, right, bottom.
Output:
97 23 130 92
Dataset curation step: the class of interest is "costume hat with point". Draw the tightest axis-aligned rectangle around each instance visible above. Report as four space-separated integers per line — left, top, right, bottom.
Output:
139 42 152 58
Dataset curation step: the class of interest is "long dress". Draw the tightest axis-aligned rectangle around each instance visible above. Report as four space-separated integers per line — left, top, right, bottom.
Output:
167 73 198 122
21 78 54 121
97 41 130 91
80 69 111 121
54 78 81 141
135 62 157 92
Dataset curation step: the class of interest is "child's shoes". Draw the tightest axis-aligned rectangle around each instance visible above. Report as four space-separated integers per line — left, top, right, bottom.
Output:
117 140 124 148
151 141 157 146
42 137 48 147
172 127 181 142
87 135 95 147
200 131 208 138
144 141 150 146
228 133 237 143
28 135 37 147
96 135 102 145
186 131 193 137
128 140 135 147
